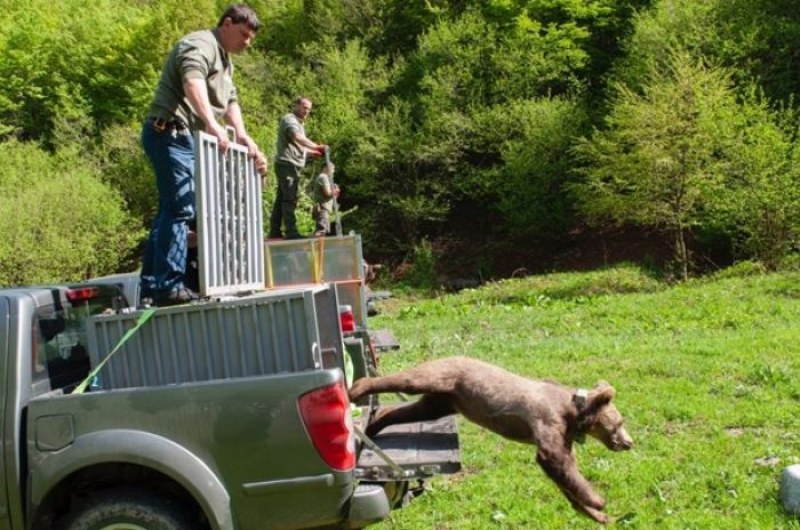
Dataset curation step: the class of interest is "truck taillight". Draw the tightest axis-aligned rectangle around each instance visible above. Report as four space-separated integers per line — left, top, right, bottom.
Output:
298 381 355 471
66 287 99 303
339 305 355 333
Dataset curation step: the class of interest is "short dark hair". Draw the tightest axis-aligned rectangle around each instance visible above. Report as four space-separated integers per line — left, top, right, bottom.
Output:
292 96 311 108
218 4 261 31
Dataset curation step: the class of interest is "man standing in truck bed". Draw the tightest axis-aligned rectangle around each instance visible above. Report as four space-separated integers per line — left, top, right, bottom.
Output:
140 4 267 307
268 96 326 240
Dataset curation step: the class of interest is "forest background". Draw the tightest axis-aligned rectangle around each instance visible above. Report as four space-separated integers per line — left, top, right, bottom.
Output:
2 0 800 287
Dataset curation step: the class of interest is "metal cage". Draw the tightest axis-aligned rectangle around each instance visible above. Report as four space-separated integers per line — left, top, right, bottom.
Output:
195 131 265 296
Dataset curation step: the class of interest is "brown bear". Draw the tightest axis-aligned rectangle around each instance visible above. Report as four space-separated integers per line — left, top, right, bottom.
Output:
349 356 633 524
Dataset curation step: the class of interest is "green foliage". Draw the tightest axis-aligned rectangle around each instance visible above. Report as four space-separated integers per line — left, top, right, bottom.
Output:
605 0 800 273
573 51 740 279
410 4 598 111
463 263 662 304
611 0 719 92
472 97 589 238
0 0 652 274
94 124 158 227
616 0 800 104
397 239 438 291
710 260 768 280
0 140 143 285
0 0 222 147
5 0 800 278
707 91 800 269
360 0 450 57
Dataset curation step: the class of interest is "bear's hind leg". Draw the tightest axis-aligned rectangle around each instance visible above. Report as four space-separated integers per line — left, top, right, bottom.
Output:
366 394 455 437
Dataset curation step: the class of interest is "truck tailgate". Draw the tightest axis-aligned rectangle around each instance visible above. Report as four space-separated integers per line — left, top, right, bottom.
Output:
355 414 461 481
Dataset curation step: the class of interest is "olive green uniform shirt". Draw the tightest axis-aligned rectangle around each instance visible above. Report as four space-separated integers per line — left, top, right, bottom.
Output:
275 113 306 168
147 28 237 129
313 173 335 212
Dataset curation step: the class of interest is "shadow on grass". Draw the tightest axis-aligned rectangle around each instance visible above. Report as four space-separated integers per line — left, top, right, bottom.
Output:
471 263 664 305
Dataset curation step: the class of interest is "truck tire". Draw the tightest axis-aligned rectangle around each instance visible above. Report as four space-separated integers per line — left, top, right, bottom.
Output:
59 488 196 530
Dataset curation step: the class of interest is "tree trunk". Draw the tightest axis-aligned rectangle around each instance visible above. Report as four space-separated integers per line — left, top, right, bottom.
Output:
674 224 689 281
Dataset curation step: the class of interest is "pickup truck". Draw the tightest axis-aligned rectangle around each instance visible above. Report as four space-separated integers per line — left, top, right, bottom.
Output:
0 256 460 530
0 132 459 529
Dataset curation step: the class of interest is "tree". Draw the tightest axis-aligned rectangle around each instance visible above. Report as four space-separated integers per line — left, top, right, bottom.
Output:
708 92 800 268
473 97 589 239
573 51 737 279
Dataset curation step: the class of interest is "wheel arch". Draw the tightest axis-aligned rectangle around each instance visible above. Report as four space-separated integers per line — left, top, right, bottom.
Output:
29 429 234 530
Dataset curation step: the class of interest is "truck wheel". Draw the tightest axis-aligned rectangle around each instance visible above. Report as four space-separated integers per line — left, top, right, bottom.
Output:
60 488 196 530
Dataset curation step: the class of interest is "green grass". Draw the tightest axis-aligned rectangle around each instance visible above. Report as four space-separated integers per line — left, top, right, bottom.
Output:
368 265 800 529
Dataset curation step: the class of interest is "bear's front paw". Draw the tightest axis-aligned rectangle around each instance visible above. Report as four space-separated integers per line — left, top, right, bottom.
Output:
583 505 610 524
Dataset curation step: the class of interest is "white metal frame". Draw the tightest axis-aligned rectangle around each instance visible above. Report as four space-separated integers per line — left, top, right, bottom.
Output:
195 130 265 296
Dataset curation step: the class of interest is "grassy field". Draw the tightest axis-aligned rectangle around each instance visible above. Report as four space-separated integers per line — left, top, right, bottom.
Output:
367 265 800 529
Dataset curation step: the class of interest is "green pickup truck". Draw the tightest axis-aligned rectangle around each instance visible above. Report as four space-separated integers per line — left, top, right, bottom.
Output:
0 237 460 530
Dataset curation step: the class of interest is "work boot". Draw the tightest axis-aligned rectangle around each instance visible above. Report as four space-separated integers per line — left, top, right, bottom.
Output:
153 287 199 307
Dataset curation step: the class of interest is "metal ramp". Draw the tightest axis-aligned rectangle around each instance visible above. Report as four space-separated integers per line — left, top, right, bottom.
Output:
195 131 265 296
356 414 461 481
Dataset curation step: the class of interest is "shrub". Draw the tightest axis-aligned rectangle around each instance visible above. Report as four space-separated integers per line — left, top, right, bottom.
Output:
0 140 142 285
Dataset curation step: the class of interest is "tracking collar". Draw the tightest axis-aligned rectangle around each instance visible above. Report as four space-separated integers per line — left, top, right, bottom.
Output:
573 388 589 410
572 388 590 444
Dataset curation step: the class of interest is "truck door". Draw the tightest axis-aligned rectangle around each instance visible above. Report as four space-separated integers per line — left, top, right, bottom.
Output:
0 296 11 528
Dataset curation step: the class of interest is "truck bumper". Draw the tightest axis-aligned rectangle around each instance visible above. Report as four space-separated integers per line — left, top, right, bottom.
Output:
343 484 390 529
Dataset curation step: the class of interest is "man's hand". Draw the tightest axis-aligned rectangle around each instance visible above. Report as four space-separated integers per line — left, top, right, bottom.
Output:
238 134 261 157
207 122 230 153
254 151 268 176
239 135 268 176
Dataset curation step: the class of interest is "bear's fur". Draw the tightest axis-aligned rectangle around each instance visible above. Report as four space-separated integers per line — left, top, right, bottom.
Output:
349 356 633 524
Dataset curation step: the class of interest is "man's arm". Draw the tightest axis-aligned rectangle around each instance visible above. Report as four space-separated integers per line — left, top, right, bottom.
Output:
224 101 260 154
184 77 230 152
224 101 268 175
288 124 324 152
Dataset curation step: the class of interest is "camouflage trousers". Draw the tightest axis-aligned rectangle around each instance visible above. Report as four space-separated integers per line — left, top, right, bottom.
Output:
312 204 331 236
269 162 302 238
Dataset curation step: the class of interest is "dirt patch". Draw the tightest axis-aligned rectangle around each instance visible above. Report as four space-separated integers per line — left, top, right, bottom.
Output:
429 225 680 284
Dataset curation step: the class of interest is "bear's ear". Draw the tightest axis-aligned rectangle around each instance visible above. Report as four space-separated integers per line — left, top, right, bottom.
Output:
588 381 616 407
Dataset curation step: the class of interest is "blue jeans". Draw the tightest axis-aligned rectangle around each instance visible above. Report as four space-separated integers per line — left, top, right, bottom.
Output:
139 122 195 295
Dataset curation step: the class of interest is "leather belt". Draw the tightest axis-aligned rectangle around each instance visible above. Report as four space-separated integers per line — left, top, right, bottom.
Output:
149 117 189 134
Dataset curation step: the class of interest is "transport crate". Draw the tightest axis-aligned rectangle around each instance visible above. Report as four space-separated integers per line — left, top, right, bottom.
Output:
265 234 368 328
87 286 342 390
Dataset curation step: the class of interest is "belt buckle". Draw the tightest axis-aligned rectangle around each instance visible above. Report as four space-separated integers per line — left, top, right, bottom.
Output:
152 118 167 133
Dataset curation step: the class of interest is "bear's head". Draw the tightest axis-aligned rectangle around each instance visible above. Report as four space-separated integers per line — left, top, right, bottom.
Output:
579 381 634 451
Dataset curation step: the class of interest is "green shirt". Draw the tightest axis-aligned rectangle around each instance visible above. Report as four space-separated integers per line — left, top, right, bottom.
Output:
147 28 237 129
275 113 306 168
314 173 335 212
